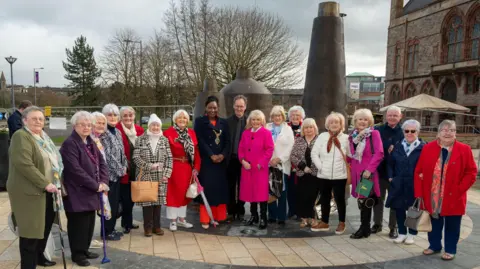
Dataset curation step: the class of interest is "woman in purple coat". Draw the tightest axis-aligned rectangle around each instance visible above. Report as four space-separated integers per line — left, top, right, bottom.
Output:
348 109 384 239
60 111 109 266
238 110 274 229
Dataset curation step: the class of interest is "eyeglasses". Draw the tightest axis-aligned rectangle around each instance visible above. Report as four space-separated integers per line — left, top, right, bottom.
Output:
440 129 456 133
404 130 416 134
77 123 92 129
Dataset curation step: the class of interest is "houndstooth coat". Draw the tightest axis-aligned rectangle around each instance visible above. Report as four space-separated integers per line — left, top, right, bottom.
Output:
132 133 173 206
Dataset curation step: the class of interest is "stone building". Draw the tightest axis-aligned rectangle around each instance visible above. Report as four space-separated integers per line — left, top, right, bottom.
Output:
386 0 480 129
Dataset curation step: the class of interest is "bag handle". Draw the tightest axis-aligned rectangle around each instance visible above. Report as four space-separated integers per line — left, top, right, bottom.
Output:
412 197 423 210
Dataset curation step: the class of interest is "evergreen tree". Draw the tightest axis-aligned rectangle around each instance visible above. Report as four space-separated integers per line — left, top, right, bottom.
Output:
63 35 102 106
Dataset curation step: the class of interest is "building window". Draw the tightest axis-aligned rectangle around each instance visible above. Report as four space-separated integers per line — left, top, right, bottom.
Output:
444 15 464 63
407 40 420 71
468 10 480 59
422 81 435 96
394 46 401 74
405 84 416 98
466 74 480 94
390 86 401 103
464 106 478 126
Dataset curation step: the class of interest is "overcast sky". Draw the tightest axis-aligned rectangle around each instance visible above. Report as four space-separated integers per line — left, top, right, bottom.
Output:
0 0 391 88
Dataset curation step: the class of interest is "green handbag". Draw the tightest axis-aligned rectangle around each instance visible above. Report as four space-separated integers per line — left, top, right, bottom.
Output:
355 174 373 197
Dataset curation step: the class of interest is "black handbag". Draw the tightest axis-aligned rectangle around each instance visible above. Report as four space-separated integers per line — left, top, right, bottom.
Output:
268 167 283 203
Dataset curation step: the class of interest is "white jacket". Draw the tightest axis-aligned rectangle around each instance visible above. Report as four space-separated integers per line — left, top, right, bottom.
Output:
311 132 349 180
266 122 294 175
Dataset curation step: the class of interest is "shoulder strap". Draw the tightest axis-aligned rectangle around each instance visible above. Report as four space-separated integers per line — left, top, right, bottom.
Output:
369 135 374 155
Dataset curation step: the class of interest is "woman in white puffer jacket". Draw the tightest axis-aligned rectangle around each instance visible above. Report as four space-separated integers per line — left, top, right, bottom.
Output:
310 112 349 234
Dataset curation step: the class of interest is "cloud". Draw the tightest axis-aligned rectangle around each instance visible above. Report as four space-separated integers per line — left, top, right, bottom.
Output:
0 0 389 89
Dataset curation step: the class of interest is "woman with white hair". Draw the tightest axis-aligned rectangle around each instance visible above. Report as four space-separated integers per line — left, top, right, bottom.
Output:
266 105 295 225
385 119 425 245
310 112 349 234
164 109 200 231
60 111 109 266
116 106 144 234
347 108 384 239
288 105 305 138
290 118 319 228
133 114 173 237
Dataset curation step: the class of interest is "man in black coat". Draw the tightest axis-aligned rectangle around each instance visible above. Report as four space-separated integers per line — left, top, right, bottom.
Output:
226 95 247 221
373 105 404 239
7 100 32 138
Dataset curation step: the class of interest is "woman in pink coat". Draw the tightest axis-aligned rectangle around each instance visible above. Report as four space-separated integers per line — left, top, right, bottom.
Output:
348 108 384 239
238 110 274 229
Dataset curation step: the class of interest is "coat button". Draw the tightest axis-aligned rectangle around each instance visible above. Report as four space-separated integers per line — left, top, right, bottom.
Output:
248 149 251 151
251 137 254 140
449 192 452 196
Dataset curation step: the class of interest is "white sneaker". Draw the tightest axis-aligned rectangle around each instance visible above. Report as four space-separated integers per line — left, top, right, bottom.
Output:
177 220 193 229
169 222 177 231
89 239 102 249
404 234 415 245
393 234 407 244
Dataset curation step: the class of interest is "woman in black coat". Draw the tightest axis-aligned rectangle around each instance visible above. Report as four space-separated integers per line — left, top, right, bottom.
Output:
194 96 231 229
386 119 425 246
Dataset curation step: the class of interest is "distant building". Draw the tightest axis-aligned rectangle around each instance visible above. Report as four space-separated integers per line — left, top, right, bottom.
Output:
345 73 385 114
269 88 303 109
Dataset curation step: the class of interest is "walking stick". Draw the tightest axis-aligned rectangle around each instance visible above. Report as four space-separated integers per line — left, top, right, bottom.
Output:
99 193 111 264
52 194 67 269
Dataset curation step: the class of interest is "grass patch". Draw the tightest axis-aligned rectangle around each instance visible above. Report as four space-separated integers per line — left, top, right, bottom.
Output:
51 136 66 146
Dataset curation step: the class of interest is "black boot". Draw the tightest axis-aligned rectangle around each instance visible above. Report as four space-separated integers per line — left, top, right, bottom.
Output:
350 199 371 239
247 215 259 225
259 202 268 230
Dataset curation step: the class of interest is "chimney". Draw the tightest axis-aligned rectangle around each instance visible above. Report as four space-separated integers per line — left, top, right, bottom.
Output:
390 0 404 23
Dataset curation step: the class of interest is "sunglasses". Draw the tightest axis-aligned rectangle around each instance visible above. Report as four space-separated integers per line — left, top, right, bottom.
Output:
404 130 416 134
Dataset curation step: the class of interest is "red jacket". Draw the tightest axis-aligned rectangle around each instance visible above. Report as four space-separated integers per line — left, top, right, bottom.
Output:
116 123 145 184
414 140 477 216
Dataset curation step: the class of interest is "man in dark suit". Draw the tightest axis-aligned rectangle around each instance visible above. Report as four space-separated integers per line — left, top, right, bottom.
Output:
226 95 247 221
373 105 404 239
8 100 32 138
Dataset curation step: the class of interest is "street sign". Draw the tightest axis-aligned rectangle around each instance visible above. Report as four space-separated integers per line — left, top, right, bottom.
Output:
44 106 52 117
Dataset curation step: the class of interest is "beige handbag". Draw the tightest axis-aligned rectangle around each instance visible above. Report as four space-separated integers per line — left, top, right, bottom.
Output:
186 175 199 199
405 198 432 232
131 168 158 203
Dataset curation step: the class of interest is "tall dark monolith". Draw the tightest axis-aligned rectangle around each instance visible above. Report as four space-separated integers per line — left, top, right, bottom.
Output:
220 68 273 118
302 1 347 130
193 78 227 124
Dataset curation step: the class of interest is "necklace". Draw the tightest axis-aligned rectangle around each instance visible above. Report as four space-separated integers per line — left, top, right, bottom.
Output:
213 129 222 145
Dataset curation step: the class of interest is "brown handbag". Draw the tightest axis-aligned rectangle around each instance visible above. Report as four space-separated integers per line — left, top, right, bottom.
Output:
337 146 352 185
131 168 159 203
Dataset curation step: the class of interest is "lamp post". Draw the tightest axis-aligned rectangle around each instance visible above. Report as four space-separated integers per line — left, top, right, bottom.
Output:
33 67 44 105
4 56 17 110
124 39 143 104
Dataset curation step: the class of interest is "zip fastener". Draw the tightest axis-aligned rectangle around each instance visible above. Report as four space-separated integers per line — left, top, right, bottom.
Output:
331 146 335 180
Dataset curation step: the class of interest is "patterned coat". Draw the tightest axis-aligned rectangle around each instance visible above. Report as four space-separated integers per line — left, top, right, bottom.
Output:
100 130 128 182
132 133 173 206
290 136 318 177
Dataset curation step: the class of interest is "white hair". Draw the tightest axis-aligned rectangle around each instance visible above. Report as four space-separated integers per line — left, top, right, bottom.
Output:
288 105 306 120
246 110 266 129
71 111 93 126
21 106 43 120
270 105 286 122
325 112 346 132
438 120 456 133
386 105 402 114
352 108 374 127
172 109 190 124
102 103 120 115
301 118 319 136
402 119 421 132
91 111 107 130
120 106 135 119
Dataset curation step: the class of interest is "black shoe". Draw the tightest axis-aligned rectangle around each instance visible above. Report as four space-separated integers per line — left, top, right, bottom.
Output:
85 251 99 259
114 230 124 237
277 220 286 226
259 219 267 230
106 233 121 241
246 215 259 226
38 259 56 267
131 224 139 229
371 224 382 234
268 219 276 224
236 214 245 221
73 259 91 267
0 187 6 192
350 227 370 239
389 228 398 239
123 227 132 234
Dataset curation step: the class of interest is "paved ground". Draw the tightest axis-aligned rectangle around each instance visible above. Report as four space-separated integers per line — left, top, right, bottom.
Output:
1 189 480 269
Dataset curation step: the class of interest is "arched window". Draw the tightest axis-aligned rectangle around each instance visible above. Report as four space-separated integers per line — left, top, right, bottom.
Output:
390 85 401 104
467 7 480 59
422 81 434 96
444 15 465 63
405 83 416 98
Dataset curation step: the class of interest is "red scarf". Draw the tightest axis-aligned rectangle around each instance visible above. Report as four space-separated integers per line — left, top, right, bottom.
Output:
327 131 341 153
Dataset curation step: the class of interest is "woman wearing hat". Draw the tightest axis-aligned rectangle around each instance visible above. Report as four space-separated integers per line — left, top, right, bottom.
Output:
132 114 173 237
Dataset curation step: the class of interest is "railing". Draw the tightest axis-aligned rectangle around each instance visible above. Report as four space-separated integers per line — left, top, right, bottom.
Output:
421 125 480 134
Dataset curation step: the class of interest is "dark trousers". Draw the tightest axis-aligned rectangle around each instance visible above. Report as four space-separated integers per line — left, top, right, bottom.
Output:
286 171 297 218
250 202 268 219
296 174 321 219
268 189 287 221
142 205 161 230
120 182 134 228
428 215 462 254
105 179 121 235
373 178 396 229
319 178 347 223
395 209 418 235
227 157 245 217
66 211 95 261
19 193 55 269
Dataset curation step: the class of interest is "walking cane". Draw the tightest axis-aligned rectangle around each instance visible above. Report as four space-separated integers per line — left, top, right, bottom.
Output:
52 194 67 269
99 193 111 264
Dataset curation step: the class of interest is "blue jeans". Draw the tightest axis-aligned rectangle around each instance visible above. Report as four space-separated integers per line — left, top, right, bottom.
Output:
395 209 418 235
428 215 462 254
268 189 287 221
286 172 297 218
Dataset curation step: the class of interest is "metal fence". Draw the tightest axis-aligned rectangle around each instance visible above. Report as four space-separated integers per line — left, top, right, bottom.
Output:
421 125 480 134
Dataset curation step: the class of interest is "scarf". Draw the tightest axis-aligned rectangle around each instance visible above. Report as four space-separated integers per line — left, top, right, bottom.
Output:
271 124 282 142
349 127 373 162
147 130 162 153
431 141 453 218
24 127 64 211
174 124 195 166
327 131 341 153
121 122 137 145
91 133 106 161
401 138 420 157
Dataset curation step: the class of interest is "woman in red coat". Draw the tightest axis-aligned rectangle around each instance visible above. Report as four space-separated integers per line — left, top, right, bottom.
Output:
116 106 145 234
414 120 477 261
164 109 201 232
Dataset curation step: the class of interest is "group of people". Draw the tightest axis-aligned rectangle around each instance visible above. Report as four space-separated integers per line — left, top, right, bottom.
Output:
6 95 477 268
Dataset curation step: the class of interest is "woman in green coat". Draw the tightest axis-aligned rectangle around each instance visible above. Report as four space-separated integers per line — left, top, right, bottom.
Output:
7 106 63 269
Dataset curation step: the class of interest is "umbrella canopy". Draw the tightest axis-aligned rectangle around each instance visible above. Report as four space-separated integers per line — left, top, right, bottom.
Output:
380 93 471 113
